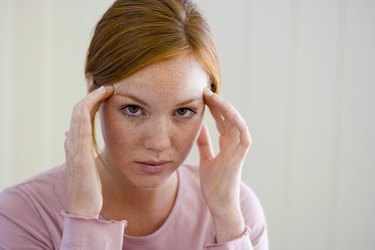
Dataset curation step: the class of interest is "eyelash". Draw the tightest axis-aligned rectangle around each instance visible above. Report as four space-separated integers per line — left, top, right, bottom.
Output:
174 108 196 120
121 105 144 118
120 105 197 120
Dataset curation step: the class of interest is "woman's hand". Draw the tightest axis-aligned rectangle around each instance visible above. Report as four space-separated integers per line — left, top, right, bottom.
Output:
197 88 252 243
64 85 114 218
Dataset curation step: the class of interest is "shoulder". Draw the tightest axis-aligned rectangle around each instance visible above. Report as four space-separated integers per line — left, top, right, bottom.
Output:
0 164 67 248
179 164 267 224
0 165 67 223
177 164 268 247
0 164 67 217
239 181 268 247
179 164 267 230
0 164 67 208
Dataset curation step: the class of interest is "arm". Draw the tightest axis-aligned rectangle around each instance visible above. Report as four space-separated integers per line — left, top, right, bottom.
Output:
0 83 122 250
205 183 269 249
197 88 268 249
62 84 127 249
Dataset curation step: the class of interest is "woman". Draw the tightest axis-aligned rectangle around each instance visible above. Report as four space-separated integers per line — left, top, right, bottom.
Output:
0 0 268 249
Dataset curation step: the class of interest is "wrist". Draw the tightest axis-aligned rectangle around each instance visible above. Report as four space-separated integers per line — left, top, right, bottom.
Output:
67 205 100 219
211 208 245 243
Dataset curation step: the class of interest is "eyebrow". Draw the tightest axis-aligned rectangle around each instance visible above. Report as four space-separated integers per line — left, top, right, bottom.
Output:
116 93 150 107
116 93 203 107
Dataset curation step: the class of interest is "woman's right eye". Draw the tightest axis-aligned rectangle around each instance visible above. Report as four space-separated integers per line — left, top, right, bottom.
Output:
121 105 143 117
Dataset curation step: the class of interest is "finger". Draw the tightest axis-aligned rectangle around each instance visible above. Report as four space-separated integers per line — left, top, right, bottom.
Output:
208 106 225 134
204 88 244 133
196 124 215 164
69 85 114 138
211 95 239 125
84 85 114 121
203 88 225 134
233 114 252 150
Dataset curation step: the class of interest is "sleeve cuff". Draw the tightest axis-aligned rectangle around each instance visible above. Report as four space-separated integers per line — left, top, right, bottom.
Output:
60 211 127 250
205 226 254 250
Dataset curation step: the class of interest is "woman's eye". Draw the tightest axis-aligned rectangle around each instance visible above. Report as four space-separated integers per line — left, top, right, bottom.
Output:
175 108 196 119
121 105 143 117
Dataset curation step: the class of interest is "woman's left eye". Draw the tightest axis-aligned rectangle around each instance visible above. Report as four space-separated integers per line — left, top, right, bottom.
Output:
175 108 196 119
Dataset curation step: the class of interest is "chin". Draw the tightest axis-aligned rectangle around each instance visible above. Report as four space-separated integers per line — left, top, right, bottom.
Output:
132 176 172 190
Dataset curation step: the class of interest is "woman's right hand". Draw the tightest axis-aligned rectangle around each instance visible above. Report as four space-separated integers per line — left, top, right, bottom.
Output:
64 85 114 218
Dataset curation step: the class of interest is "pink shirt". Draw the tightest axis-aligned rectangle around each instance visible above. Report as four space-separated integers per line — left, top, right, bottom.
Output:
0 164 268 249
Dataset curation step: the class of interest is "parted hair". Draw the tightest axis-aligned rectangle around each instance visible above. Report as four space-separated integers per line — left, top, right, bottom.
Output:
85 0 220 93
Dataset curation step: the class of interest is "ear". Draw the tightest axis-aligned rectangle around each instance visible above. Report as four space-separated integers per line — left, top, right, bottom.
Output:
86 73 96 94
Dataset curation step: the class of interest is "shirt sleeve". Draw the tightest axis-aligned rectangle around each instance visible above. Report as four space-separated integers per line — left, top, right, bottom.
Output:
204 226 254 250
61 212 127 250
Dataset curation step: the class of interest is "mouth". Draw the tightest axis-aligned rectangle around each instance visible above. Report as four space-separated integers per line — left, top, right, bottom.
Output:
135 160 172 174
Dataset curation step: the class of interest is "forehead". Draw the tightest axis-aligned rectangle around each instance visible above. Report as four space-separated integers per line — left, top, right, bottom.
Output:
113 55 209 96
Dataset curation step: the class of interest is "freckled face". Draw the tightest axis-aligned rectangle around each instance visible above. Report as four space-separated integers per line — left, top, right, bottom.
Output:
99 55 209 189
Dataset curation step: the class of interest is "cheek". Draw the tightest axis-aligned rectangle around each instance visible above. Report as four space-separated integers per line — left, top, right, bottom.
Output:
174 116 204 157
103 123 130 149
100 111 139 157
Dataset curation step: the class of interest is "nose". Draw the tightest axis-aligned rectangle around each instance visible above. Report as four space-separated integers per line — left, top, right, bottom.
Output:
143 118 172 152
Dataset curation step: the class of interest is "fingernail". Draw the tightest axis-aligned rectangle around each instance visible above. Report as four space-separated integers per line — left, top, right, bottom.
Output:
204 87 214 96
105 85 114 93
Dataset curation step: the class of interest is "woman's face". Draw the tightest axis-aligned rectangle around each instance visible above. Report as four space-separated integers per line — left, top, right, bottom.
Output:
99 55 209 189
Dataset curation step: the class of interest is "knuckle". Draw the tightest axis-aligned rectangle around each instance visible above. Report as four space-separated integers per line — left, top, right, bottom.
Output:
72 103 89 121
72 155 83 167
73 102 88 114
72 102 82 113
242 137 252 148
241 130 252 148
64 138 72 152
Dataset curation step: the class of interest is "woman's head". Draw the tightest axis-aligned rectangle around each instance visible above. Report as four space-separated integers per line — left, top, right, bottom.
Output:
85 0 221 188
85 0 220 93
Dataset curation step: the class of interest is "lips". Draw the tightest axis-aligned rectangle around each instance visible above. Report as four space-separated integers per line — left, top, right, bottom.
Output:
135 160 171 174
138 161 169 166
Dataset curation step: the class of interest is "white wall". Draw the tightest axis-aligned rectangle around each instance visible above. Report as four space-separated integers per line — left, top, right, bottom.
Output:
1 0 374 249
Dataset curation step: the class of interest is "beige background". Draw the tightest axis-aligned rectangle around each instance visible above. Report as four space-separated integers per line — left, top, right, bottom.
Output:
1 0 374 249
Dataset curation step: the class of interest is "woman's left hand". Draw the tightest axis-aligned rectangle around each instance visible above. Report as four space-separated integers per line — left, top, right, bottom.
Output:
197 88 252 243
